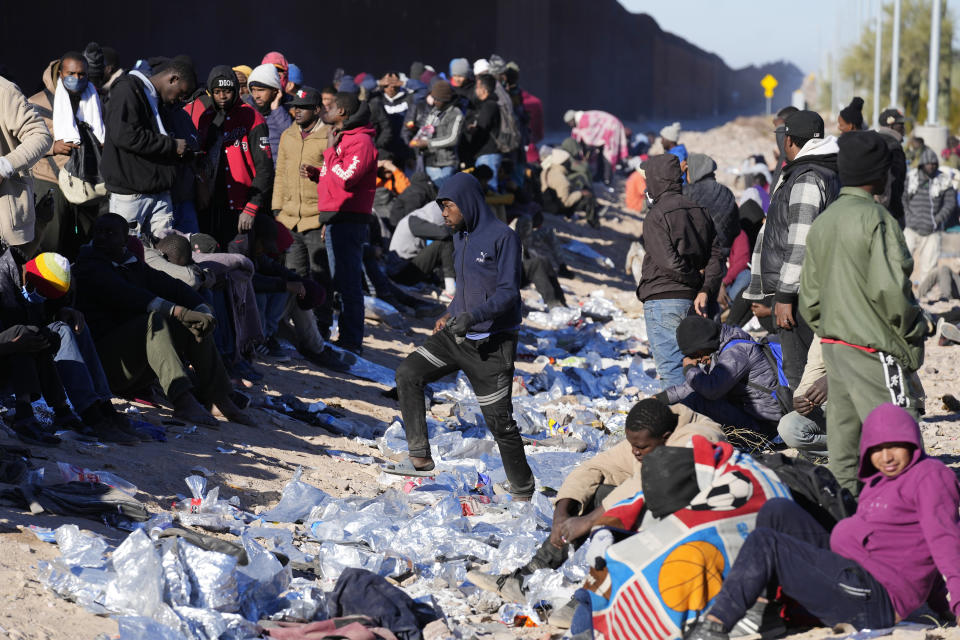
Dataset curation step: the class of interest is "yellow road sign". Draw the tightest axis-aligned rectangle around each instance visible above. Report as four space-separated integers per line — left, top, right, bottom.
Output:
761 74 778 99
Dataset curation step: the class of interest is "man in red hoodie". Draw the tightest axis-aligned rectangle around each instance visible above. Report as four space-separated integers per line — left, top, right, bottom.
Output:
688 403 960 640
303 92 377 353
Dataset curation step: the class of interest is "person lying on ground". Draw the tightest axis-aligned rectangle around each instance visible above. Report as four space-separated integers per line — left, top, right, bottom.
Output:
74 213 253 427
688 404 960 640
655 316 784 439
0 249 144 444
467 398 723 601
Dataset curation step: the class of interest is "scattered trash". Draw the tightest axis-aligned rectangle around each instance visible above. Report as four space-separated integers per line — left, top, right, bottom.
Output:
57 462 138 497
561 239 616 269
364 296 408 330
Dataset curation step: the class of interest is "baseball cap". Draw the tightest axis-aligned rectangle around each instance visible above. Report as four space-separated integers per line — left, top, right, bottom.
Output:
290 86 321 108
782 110 824 139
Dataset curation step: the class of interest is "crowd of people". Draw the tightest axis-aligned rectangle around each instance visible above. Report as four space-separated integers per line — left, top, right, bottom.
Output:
0 43 959 640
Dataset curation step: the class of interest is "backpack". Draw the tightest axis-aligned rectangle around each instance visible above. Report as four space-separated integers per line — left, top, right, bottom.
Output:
721 337 794 416
752 452 857 530
492 83 520 154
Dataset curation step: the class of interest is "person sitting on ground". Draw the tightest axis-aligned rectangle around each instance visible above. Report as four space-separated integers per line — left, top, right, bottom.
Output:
687 404 960 640
0 323 71 446
0 248 145 444
512 213 568 309
540 147 597 227
655 315 784 439
777 335 827 460
74 214 253 427
467 398 724 602
145 233 217 291
386 201 455 295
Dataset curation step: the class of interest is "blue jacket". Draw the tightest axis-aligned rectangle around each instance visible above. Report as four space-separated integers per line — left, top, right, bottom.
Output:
438 173 522 334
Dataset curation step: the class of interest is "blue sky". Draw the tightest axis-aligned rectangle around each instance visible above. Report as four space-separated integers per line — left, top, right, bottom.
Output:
619 0 960 73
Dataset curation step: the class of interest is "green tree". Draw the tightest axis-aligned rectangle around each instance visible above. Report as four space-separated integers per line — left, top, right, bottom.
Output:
840 0 954 129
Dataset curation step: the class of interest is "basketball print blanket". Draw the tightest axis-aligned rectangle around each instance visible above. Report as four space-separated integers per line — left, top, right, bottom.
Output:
587 437 792 639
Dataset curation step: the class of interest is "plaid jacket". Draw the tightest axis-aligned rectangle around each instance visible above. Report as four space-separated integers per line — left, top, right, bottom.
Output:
745 159 839 304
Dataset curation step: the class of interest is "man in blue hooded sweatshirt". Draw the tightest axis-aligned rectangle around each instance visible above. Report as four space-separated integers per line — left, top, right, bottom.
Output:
390 172 535 500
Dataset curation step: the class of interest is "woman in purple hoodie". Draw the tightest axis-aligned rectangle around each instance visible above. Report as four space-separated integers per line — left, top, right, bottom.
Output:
689 403 960 640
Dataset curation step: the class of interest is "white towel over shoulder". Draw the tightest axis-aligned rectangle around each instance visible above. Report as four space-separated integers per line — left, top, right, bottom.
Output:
52 77 105 145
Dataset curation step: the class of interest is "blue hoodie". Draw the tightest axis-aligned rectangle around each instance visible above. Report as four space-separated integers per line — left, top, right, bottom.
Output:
437 173 521 335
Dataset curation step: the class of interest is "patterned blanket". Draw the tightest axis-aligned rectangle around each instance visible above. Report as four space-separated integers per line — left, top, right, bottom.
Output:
586 437 791 639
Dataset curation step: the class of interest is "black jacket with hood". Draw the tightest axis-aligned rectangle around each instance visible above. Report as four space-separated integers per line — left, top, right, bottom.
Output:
637 154 725 302
101 73 181 195
682 153 740 254
440 173 521 335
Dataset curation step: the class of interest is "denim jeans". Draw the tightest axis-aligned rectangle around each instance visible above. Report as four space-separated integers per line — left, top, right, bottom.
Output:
109 191 174 240
778 407 828 458
475 153 502 191
642 298 692 389
172 199 200 234
256 291 289 338
50 321 112 413
726 268 751 302
425 165 455 189
325 221 369 350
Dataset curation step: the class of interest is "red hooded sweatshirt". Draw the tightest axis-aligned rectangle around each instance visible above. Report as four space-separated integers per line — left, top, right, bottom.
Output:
830 403 960 619
316 124 378 224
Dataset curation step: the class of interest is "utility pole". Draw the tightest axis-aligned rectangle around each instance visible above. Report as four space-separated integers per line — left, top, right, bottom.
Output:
873 0 882 127
928 0 942 124
890 0 901 108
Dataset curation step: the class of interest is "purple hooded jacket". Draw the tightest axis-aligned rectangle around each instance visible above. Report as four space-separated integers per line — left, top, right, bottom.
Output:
830 404 960 619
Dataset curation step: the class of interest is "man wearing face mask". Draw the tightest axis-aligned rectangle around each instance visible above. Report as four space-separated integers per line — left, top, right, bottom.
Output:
101 57 196 241
653 315 784 439
902 147 956 286
192 65 273 249
28 51 105 259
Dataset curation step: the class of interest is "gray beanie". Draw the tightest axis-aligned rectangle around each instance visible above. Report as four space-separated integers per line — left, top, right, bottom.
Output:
450 58 470 77
919 147 939 167
660 121 681 142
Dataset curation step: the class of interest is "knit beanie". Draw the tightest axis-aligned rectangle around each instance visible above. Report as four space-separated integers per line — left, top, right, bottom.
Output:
625 397 679 437
675 315 721 356
919 146 939 167
839 97 865 129
338 75 358 94
660 121 681 142
83 42 105 82
837 130 891 186
488 54 506 76
473 58 490 76
24 252 71 299
449 58 470 77
430 80 453 104
102 46 119 71
207 65 237 93
410 61 425 81
247 63 281 90
287 63 302 86
563 110 577 126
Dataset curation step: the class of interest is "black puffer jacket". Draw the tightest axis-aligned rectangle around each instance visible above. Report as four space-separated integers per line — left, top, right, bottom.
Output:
683 154 740 254
637 154 725 302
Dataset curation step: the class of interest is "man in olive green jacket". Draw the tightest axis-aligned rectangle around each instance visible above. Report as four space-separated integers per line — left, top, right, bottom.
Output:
799 131 930 495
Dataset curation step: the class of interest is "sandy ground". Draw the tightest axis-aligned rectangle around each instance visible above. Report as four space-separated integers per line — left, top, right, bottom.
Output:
2 115 960 640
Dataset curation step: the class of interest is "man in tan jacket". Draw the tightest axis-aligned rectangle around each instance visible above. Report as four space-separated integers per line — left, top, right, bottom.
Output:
0 75 53 247
274 87 329 280
541 147 597 227
468 397 724 600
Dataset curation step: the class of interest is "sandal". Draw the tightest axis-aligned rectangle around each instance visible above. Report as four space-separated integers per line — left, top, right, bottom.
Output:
381 459 436 477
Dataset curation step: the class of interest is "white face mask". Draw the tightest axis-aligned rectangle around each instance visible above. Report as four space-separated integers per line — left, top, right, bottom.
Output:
426 95 435 107
645 192 654 205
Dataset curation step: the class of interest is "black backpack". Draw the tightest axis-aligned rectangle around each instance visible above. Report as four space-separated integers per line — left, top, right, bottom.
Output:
753 453 857 531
